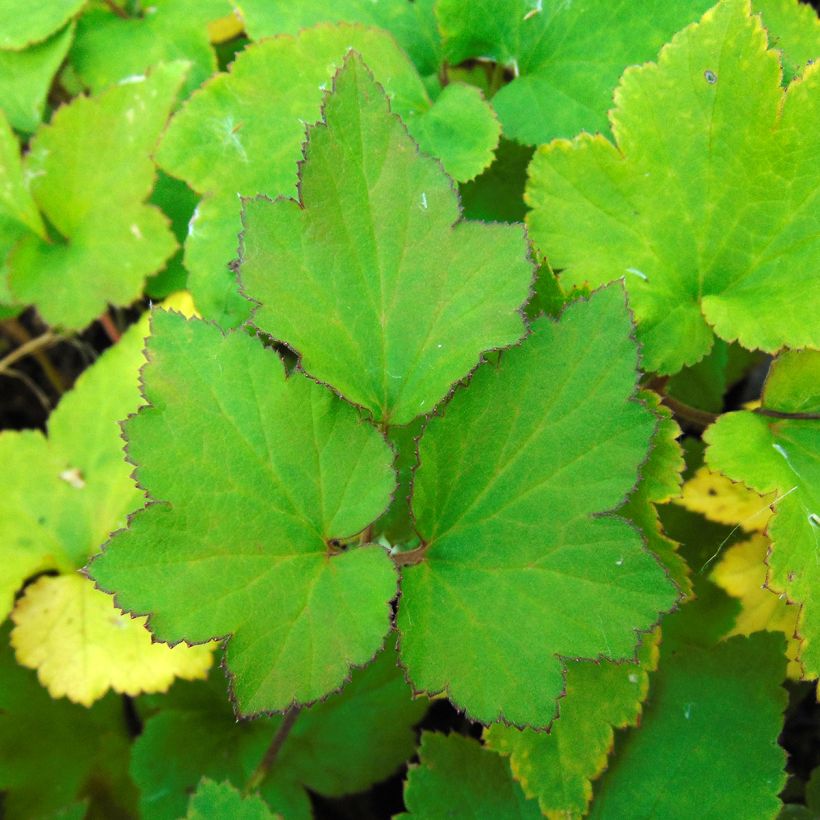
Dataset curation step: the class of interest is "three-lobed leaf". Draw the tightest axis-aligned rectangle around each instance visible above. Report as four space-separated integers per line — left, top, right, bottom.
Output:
397 285 678 727
240 55 531 426
89 309 398 715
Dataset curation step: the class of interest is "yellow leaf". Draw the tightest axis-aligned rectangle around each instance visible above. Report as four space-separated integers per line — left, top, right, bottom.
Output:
161 289 200 318
11 574 214 706
676 466 775 532
208 10 243 43
712 534 801 679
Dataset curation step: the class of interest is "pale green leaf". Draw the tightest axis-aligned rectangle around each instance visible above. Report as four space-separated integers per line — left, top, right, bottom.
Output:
8 63 186 329
590 631 787 818
186 780 277 820
0 23 74 133
705 350 820 677
436 0 713 144
755 0 820 81
397 285 678 727
0 626 137 819
527 0 820 374
157 25 498 327
234 0 442 77
71 0 228 96
132 648 427 819
401 732 541 818
0 315 148 620
240 56 530 426
485 630 660 818
89 309 398 715
0 0 84 50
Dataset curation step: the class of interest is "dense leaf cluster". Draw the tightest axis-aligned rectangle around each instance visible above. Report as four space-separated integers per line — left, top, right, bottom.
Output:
0 0 818 817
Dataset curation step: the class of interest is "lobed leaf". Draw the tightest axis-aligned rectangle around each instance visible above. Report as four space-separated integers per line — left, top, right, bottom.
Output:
705 350 820 677
186 780 277 820
240 55 530 426
527 0 820 374
397 285 679 727
89 309 398 715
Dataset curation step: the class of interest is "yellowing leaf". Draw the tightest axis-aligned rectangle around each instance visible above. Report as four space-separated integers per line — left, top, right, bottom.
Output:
11 573 213 707
677 466 775 532
711 535 801 678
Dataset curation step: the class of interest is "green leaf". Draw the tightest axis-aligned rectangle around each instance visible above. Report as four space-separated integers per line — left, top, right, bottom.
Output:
754 0 820 81
705 350 820 677
618 391 689 596
234 0 443 77
485 630 660 818
89 309 398 715
132 648 427 819
0 23 74 133
157 25 498 327
240 56 530 426
527 0 820 374
0 315 148 620
401 732 541 818
186 780 277 820
0 625 137 819
8 63 186 329
436 0 713 144
71 0 228 97
397 285 678 727
590 631 787 818
0 0 84 50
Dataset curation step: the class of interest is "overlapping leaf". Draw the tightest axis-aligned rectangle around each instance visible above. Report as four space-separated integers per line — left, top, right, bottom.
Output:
0 23 74 133
590 627 787 817
234 0 442 77
240 56 531 426
157 25 499 326
89 310 398 715
436 0 713 144
8 63 185 329
527 0 820 374
186 780 277 820
132 649 427 819
0 0 84 49
485 630 660 818
71 0 230 96
397 285 678 727
401 733 541 818
705 350 820 677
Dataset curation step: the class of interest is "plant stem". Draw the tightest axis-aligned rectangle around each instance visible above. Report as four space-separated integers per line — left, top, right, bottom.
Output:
244 706 301 794
0 327 59 377
488 61 506 96
659 394 718 431
391 544 428 567
2 319 66 394
103 0 129 18
754 408 820 421
99 311 121 343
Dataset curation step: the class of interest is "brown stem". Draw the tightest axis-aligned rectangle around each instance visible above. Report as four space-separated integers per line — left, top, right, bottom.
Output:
754 408 820 421
99 311 121 343
391 544 428 567
3 319 65 394
244 706 301 794
659 394 718 431
0 328 59 376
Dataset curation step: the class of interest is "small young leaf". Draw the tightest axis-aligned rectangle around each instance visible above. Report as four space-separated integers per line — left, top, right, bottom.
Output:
401 732 541 818
705 350 820 677
186 780 277 820
240 55 531 426
485 630 660 818
397 285 678 727
527 0 820 374
11 573 213 706
9 63 186 329
590 631 787 818
89 310 398 715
